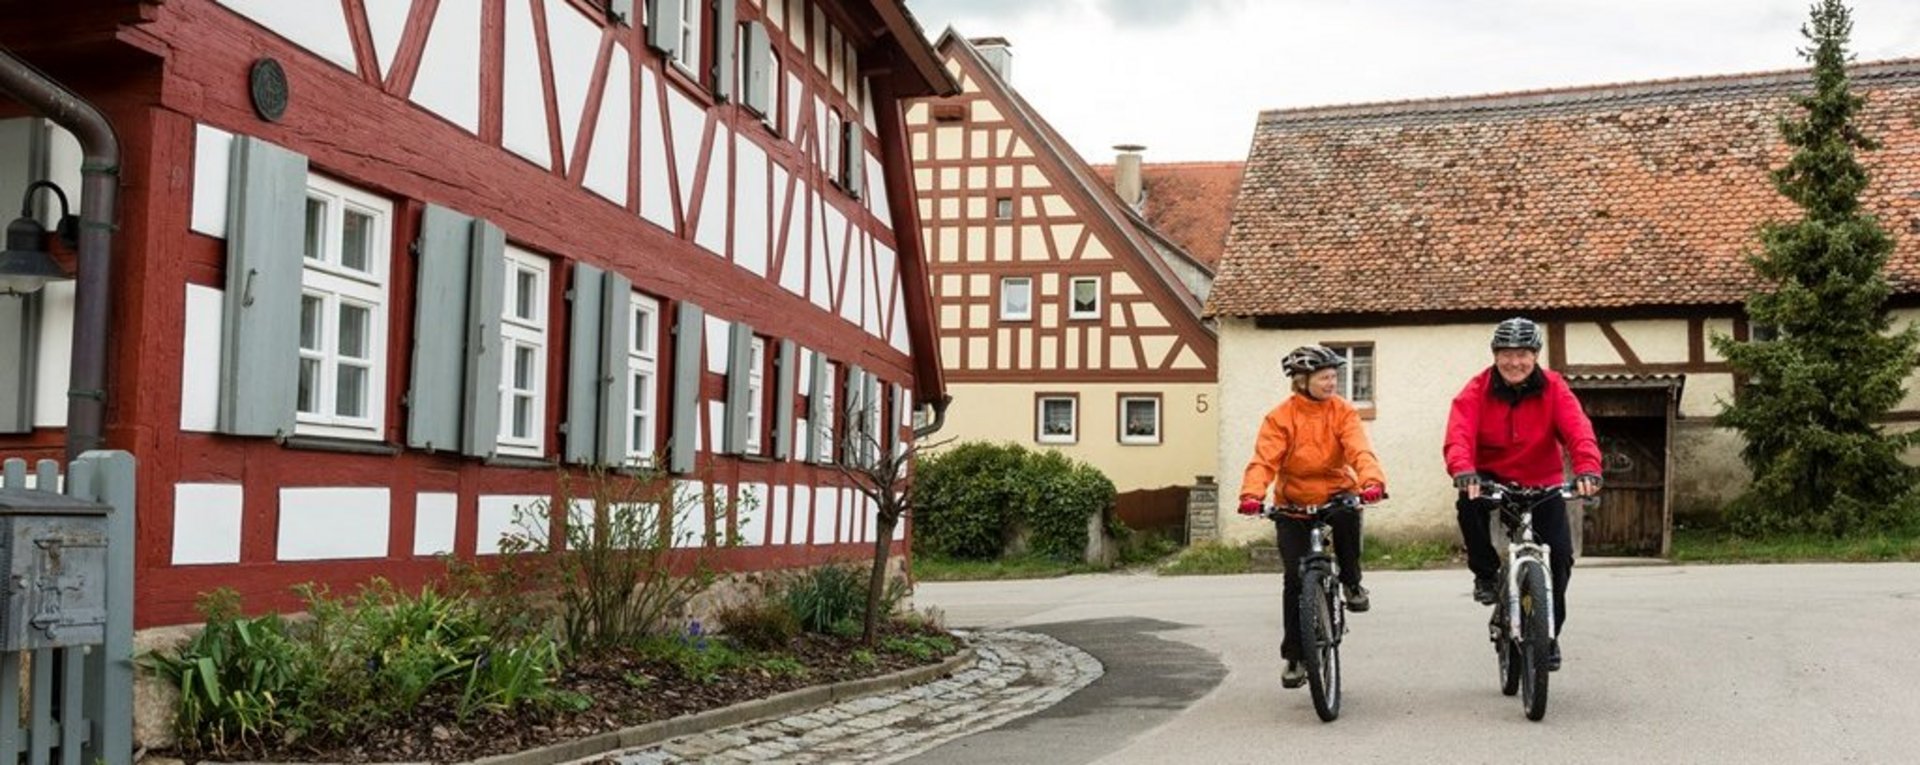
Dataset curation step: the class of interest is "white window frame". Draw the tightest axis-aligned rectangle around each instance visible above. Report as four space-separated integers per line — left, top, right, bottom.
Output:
999 276 1032 321
627 293 662 466
671 0 704 76
745 336 767 455
1118 395 1162 445
294 175 391 441
498 246 550 457
815 363 836 461
1068 276 1101 320
1328 343 1375 407
1036 395 1077 445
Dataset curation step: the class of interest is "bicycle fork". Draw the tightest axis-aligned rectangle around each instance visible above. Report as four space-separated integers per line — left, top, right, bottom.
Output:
1504 550 1557 642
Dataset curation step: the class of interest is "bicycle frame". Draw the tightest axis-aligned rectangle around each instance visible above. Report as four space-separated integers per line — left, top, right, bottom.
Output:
1482 483 1569 644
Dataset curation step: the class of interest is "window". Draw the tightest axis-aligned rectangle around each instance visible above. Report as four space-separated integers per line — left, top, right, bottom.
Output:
1036 394 1077 444
627 293 662 465
824 109 843 183
814 363 837 461
672 0 703 74
499 247 550 456
1326 343 1375 407
999 277 1032 321
1069 276 1101 320
295 176 391 440
745 336 767 454
1118 395 1161 445
994 197 1013 220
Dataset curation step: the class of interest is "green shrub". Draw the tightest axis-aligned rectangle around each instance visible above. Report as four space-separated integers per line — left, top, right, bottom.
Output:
782 564 867 634
1022 453 1116 561
141 590 306 753
714 597 801 651
913 442 1030 559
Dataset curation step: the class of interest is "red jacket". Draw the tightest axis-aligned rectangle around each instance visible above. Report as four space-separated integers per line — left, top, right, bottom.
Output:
1444 367 1602 487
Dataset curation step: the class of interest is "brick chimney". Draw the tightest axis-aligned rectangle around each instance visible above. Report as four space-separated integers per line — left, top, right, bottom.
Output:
971 37 1013 82
1113 144 1146 208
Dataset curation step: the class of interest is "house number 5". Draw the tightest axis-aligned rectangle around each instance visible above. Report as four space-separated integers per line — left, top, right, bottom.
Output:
1196 394 1210 413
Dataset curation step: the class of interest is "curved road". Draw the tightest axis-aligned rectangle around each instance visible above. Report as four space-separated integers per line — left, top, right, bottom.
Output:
910 563 1920 764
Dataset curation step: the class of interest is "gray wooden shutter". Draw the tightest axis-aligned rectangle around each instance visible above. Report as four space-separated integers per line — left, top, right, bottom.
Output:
669 301 704 474
609 0 635 25
645 0 682 61
841 364 864 465
597 273 632 464
743 22 771 117
713 0 736 102
218 136 306 437
462 220 506 458
723 322 753 453
843 126 864 199
407 204 476 450
564 263 605 464
0 118 45 434
808 352 829 464
772 339 796 460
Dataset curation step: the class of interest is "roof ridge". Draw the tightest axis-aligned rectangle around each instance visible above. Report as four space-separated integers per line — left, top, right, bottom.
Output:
1259 56 1920 126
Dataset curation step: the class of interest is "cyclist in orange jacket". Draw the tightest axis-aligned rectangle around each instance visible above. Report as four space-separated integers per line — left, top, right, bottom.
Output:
1444 317 1601 672
1238 345 1387 689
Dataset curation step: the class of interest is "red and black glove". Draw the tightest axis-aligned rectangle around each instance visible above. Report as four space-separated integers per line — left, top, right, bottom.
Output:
1237 497 1264 516
1358 483 1386 504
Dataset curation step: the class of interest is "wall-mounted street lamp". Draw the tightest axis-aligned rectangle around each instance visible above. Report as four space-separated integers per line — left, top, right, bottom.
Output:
0 179 76 296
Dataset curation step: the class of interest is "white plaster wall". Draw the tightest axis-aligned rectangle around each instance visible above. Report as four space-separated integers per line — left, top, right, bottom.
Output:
584 44 632 205
704 316 730 374
173 483 243 565
666 88 706 217
414 492 458 556
791 484 812 544
813 485 839 544
694 126 732 256
734 138 770 277
502 0 551 167
180 284 223 432
277 487 391 560
770 485 792 545
940 382 1220 494
671 480 706 547
363 0 412 78
738 482 767 546
476 494 548 555
545 0 599 166
639 67 675 230
410 0 482 132
779 174 808 296
215 0 356 72
190 125 233 237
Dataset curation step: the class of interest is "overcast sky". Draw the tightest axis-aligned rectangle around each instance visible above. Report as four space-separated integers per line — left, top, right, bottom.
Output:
901 0 1920 163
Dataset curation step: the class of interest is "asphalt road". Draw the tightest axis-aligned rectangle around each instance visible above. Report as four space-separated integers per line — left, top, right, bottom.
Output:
910 563 1920 764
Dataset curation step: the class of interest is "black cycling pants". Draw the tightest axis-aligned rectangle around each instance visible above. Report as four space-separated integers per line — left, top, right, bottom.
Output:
1276 512 1363 661
1457 493 1574 635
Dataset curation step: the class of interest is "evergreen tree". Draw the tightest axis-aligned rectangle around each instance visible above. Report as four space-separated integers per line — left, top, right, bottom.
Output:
1712 0 1920 535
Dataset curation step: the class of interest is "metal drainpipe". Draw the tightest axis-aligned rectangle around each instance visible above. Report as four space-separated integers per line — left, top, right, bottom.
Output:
0 48 120 462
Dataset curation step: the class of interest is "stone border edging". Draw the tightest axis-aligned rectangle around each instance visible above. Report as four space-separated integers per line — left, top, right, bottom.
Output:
462 647 979 765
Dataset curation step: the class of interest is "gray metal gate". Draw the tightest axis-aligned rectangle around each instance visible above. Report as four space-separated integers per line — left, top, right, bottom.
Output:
0 452 133 765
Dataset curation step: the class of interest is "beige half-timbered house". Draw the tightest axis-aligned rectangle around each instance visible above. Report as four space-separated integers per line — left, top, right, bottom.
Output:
904 34 1218 498
1210 60 1920 554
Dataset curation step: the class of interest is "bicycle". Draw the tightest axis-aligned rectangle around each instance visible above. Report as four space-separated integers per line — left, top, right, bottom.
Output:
1262 493 1366 722
1478 480 1587 722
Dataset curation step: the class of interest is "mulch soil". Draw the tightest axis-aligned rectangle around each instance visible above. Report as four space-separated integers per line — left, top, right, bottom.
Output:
163 622 962 764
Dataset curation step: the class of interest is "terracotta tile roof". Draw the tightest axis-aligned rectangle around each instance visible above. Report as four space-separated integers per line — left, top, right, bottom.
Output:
1091 162 1245 267
1208 59 1920 318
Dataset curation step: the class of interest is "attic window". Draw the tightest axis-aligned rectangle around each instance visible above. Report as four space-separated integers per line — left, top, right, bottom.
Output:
931 102 966 122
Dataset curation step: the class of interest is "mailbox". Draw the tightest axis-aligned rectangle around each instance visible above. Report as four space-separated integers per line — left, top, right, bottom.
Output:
0 487 109 650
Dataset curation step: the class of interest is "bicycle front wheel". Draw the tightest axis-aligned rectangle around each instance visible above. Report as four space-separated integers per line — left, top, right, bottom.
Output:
1298 565 1342 722
1518 562 1552 721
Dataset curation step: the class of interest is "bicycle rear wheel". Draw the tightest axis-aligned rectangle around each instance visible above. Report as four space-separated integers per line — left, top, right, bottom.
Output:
1298 566 1342 722
1518 562 1551 721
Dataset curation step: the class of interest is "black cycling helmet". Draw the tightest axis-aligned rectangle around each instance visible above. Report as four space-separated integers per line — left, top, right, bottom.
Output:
1491 317 1543 351
1281 345 1346 377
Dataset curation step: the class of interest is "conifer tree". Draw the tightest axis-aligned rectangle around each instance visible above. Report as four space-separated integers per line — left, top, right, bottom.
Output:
1713 0 1920 535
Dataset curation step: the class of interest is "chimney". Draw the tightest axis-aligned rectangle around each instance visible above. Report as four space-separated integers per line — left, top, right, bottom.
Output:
971 37 1013 82
1113 144 1145 208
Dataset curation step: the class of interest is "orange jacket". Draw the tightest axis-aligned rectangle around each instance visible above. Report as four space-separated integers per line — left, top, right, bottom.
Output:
1239 392 1386 507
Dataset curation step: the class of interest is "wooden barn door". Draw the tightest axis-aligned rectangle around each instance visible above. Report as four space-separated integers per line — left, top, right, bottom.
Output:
1570 380 1679 557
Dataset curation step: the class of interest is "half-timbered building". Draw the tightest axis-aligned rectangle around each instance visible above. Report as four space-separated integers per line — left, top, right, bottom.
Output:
1210 60 1920 555
0 0 954 627
903 34 1218 502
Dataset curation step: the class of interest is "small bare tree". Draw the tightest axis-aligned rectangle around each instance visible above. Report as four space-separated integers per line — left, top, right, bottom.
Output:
832 400 950 645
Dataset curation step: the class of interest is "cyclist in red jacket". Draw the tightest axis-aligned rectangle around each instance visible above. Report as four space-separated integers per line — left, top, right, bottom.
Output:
1444 317 1601 671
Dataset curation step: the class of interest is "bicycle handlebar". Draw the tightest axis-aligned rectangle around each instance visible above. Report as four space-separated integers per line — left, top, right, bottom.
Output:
1260 493 1370 521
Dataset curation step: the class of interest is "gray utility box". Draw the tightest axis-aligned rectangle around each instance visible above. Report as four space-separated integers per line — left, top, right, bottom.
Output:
0 487 109 650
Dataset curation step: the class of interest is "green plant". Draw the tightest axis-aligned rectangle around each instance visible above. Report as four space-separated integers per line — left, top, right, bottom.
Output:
1021 453 1116 562
1157 542 1254 576
913 442 1029 559
139 590 307 754
635 622 745 683
754 655 809 678
714 597 801 651
880 634 956 662
782 564 867 634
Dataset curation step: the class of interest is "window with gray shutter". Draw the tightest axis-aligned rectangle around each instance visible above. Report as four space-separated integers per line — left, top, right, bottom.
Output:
842 364 865 466
596 273 632 464
808 352 830 464
772 339 796 460
563 263 605 464
218 136 307 437
0 118 46 434
407 204 475 451
462 221 507 458
742 22 772 118
609 0 634 25
712 0 736 102
842 125 864 199
723 321 753 454
646 0 683 62
669 301 704 474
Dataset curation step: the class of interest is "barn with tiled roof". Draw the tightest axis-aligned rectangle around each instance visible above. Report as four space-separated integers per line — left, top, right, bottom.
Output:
1210 59 1920 550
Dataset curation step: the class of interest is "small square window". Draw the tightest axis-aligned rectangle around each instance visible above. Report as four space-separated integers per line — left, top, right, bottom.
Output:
1069 276 1101 320
1036 395 1077 444
1118 395 1161 445
994 197 1013 220
1325 344 1375 406
1000 277 1032 321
